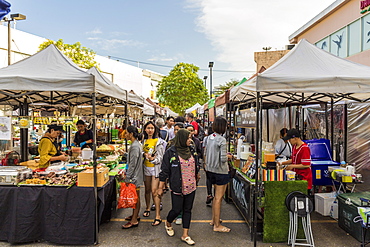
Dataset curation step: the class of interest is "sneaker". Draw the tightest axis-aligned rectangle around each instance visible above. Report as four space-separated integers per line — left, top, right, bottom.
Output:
206 195 214 204
150 204 155 211
175 217 182 225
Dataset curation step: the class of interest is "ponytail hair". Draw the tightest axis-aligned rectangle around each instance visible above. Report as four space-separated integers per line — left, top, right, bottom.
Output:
127 125 139 139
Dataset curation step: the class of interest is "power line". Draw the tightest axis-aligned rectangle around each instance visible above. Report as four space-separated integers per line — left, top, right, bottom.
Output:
108 55 255 73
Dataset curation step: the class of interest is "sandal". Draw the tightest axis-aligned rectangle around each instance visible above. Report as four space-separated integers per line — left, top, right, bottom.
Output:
151 218 162 226
125 216 140 221
209 219 223 226
181 236 195 245
206 195 214 204
122 222 139 229
165 222 175 236
213 226 231 233
143 210 150 217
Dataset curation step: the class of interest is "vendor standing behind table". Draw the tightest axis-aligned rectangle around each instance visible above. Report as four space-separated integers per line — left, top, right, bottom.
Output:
72 120 93 149
275 128 292 161
278 128 312 193
38 125 68 168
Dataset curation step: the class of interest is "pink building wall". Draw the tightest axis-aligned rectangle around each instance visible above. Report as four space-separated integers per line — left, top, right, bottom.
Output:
291 0 370 66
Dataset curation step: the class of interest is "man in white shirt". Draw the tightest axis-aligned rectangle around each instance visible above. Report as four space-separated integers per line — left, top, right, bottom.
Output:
163 116 175 140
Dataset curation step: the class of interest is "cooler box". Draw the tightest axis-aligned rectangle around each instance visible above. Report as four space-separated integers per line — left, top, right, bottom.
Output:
304 139 340 186
338 192 370 242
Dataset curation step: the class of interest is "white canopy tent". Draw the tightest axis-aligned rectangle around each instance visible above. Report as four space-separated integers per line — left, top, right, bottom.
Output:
229 39 370 244
0 44 129 244
231 39 370 104
185 103 202 113
143 101 155 116
0 45 126 107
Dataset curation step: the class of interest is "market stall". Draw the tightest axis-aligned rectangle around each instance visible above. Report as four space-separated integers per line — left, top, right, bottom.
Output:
0 44 128 244
230 39 370 244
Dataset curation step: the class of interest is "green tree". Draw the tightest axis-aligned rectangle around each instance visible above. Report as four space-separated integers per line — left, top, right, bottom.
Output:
213 78 240 96
157 63 209 114
38 39 99 69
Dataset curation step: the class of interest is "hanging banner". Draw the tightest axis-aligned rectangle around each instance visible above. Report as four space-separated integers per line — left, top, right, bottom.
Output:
235 108 256 128
0 116 11 140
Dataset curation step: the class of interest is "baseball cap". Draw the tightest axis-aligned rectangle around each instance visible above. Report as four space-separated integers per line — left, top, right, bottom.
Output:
282 128 300 141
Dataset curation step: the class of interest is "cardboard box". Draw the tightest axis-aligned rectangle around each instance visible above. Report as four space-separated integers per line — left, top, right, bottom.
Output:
77 167 109 187
315 192 336 216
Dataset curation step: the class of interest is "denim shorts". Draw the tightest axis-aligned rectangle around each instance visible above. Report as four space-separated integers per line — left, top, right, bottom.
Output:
208 171 230 185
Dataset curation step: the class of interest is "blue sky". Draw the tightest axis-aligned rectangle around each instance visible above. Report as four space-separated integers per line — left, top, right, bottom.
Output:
6 0 334 89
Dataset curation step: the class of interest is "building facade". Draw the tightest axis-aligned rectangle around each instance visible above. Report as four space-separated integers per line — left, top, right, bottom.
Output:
289 0 370 66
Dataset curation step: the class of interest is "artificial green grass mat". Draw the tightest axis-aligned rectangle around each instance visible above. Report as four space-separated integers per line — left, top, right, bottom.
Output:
263 180 307 243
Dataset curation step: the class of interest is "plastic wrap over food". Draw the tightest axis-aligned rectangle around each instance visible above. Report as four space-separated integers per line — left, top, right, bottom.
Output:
348 102 370 172
265 107 297 144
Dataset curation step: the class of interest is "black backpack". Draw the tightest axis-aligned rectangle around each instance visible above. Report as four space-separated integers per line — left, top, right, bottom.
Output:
197 125 205 141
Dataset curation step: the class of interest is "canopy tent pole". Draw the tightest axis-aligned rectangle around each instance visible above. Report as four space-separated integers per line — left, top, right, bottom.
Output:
266 108 269 142
92 75 99 245
325 103 329 139
330 98 334 154
344 103 348 162
125 93 128 152
19 98 29 162
253 92 262 246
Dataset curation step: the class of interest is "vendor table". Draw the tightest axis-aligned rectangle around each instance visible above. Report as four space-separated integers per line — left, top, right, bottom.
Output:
0 176 116 245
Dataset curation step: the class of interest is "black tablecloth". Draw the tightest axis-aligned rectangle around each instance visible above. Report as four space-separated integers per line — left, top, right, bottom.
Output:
0 177 116 245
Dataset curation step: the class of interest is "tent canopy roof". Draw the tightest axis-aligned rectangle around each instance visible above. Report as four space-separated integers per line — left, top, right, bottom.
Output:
0 44 127 108
231 39 370 105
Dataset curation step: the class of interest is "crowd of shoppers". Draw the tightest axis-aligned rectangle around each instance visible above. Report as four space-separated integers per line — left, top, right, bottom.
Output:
120 116 232 245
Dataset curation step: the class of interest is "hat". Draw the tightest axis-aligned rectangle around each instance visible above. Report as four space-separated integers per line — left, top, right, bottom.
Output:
48 124 65 132
282 128 300 141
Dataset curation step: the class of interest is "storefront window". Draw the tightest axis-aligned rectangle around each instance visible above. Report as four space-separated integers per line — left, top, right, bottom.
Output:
330 27 347 58
348 19 361 56
316 37 330 52
362 14 370 51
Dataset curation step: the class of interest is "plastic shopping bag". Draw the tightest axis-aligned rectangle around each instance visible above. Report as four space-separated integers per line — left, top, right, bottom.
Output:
118 183 138 209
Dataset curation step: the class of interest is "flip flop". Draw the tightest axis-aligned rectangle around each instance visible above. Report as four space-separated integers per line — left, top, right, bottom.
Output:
122 222 139 229
125 215 140 221
143 210 150 217
213 226 231 233
151 218 162 226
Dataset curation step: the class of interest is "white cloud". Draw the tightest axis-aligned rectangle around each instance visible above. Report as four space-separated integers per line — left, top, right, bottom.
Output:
85 28 102 35
87 37 145 51
187 0 334 72
147 52 185 62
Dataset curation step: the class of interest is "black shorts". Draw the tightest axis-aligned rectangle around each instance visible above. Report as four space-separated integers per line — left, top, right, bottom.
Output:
207 171 230 186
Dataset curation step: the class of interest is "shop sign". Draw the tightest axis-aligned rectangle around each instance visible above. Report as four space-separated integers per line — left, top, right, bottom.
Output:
360 0 370 14
235 108 256 128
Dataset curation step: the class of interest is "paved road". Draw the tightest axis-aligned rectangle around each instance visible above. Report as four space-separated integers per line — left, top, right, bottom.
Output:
0 170 361 246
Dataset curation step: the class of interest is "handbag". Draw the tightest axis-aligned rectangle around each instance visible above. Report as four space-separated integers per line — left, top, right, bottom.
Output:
118 183 138 209
228 160 236 178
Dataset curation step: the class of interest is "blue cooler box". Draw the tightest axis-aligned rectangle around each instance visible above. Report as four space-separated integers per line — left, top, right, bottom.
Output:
304 139 340 186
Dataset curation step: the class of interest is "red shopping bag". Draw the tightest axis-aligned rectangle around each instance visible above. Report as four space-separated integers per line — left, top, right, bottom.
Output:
118 183 138 209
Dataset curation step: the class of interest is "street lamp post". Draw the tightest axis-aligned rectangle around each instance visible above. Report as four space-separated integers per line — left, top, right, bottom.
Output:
3 13 26 65
203 75 208 87
208 62 214 98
